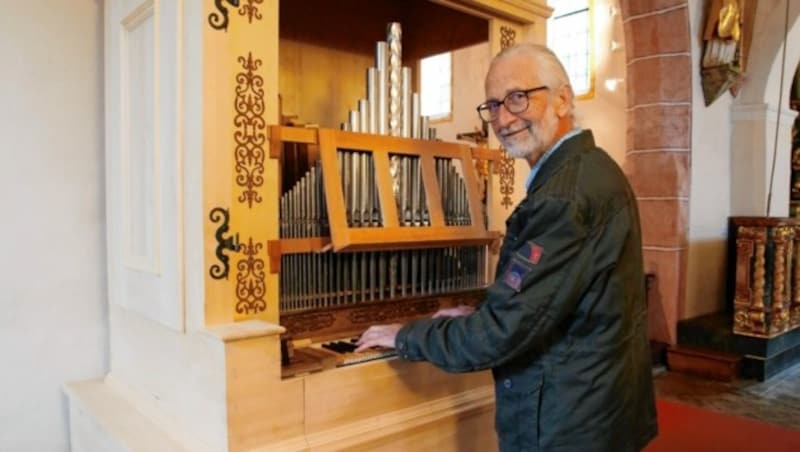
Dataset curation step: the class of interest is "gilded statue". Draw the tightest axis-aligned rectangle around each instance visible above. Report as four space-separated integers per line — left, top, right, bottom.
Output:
701 0 754 106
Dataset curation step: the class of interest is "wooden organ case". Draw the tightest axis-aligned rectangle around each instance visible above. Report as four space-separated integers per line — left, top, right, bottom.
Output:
65 1 552 451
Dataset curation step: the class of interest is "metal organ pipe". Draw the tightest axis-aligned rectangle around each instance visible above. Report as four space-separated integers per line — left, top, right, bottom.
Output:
278 24 476 316
358 99 368 133
367 68 377 134
376 41 388 135
402 67 411 138
342 23 435 140
411 93 420 139
279 169 485 311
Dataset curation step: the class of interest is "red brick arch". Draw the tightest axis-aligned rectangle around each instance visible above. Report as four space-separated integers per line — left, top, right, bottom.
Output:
620 0 691 344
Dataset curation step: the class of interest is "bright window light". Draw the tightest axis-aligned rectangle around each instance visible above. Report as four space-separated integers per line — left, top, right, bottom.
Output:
547 0 594 98
420 52 452 120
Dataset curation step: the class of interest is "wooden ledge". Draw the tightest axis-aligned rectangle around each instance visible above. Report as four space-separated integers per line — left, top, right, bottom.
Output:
202 320 285 342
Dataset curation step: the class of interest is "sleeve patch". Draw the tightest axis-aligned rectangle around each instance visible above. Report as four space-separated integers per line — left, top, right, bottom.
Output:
518 240 544 265
502 258 530 292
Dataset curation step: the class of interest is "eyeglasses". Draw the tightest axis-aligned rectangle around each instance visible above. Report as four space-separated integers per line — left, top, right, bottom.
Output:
476 86 549 122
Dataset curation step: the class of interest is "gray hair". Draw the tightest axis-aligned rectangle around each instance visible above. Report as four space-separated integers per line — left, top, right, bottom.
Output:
491 44 575 119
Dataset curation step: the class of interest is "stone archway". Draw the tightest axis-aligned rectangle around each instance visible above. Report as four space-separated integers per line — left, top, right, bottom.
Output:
619 0 692 344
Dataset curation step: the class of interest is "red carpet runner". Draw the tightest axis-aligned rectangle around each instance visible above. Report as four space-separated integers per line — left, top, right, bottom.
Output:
645 399 800 452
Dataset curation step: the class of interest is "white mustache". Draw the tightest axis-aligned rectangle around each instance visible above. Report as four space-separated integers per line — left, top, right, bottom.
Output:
499 124 532 138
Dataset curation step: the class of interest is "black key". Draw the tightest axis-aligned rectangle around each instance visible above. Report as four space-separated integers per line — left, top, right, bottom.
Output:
336 341 358 352
321 343 338 352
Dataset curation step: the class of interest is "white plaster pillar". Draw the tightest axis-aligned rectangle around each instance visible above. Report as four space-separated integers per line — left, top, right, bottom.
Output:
730 103 798 217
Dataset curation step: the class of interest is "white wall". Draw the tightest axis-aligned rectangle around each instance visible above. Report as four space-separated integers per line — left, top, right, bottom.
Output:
432 42 491 144
573 0 627 164
684 0 800 318
683 0 734 318
0 1 107 451
730 0 800 218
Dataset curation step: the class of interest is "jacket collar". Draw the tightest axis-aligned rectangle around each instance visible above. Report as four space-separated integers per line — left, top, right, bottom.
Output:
527 129 595 194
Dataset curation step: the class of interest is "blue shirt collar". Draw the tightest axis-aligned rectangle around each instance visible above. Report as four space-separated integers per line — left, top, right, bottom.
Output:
524 128 583 190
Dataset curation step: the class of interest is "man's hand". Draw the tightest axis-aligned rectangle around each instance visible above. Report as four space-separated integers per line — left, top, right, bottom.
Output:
355 323 402 353
432 305 475 318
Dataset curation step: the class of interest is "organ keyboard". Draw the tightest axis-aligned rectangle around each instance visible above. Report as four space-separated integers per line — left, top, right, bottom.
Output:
282 336 397 378
317 337 397 366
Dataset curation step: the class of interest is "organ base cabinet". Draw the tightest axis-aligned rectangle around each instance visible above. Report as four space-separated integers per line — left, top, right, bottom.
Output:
64 1 551 450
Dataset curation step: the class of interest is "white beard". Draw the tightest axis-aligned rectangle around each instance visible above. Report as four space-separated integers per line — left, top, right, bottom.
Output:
500 104 559 160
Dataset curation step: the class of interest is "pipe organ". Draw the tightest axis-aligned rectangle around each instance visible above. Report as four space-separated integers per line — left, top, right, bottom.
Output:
272 125 499 376
272 22 500 376
68 2 550 451
279 154 487 311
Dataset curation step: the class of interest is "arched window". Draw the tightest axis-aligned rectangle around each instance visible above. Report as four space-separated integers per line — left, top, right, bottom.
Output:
547 0 594 99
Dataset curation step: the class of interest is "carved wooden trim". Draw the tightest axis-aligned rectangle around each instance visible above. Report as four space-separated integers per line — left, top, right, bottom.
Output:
729 216 800 227
498 150 515 209
234 52 266 208
235 237 267 314
499 26 516 50
733 221 800 337
733 226 767 336
770 226 794 334
281 312 336 335
238 0 263 24
280 290 484 339
497 26 517 209
348 299 441 324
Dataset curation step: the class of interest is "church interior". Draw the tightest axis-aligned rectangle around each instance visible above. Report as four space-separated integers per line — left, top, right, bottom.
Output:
2 0 800 450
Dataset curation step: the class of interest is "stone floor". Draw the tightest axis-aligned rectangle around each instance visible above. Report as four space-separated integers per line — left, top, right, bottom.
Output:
654 364 800 431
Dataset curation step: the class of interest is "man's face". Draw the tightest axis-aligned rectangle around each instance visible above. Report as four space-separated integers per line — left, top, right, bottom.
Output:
484 56 560 161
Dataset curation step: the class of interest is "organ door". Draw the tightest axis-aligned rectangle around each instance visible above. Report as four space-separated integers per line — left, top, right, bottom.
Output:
104 0 188 331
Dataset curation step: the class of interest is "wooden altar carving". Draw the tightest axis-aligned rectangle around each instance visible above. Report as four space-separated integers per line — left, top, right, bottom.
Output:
731 217 800 338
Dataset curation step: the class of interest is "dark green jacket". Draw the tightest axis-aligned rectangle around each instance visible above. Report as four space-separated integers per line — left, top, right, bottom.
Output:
396 131 658 451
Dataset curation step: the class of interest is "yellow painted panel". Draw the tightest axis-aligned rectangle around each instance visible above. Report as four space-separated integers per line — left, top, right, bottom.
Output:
203 0 280 325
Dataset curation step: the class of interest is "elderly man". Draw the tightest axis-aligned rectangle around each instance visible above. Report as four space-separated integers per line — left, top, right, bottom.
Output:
357 43 657 452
